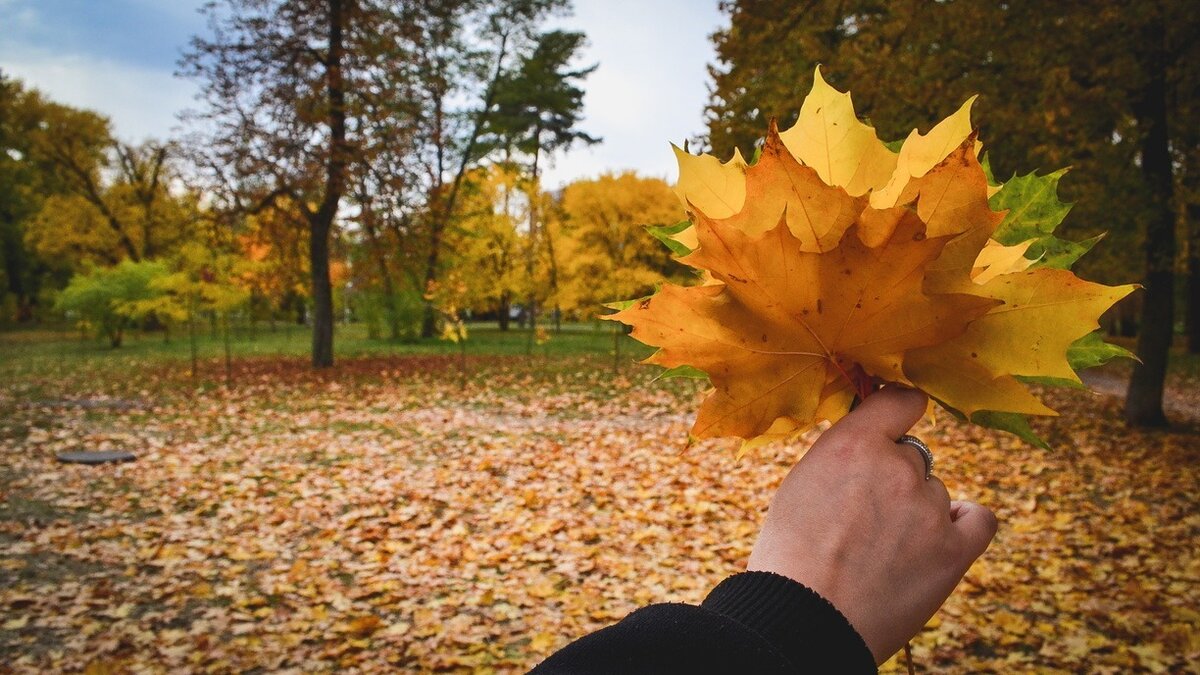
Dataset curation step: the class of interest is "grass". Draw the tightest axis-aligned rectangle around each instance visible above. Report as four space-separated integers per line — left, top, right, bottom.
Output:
0 321 654 386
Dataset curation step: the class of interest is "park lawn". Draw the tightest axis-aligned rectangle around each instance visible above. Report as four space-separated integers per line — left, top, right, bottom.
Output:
0 328 1197 673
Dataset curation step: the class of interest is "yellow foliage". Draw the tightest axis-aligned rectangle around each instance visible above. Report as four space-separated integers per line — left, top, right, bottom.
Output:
449 165 531 314
554 172 685 316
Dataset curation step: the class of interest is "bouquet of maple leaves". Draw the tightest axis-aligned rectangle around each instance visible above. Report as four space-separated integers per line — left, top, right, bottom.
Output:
608 69 1134 452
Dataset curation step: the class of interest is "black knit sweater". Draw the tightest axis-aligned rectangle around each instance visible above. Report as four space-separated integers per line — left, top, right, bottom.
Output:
530 571 877 674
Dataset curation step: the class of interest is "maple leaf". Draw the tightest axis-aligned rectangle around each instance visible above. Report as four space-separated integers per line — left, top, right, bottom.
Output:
777 67 897 197
612 68 1135 446
989 168 1104 270
670 144 748 220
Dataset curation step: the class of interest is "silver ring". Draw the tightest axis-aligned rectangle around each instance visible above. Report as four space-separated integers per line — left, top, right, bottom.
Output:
897 434 934 480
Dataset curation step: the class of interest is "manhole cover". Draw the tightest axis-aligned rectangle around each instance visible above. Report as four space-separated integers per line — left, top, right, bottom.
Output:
56 451 137 465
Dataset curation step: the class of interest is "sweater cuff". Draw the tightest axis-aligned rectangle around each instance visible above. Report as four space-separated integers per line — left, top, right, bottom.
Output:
702 571 876 673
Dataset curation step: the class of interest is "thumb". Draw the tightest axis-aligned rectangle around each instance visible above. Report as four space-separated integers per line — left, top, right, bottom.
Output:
950 500 998 562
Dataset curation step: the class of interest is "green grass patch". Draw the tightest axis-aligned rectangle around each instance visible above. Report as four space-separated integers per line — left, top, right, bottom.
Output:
0 321 653 386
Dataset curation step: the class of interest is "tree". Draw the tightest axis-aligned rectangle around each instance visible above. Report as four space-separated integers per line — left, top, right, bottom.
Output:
129 243 251 380
1123 6 1183 427
24 155 195 274
181 0 382 368
26 103 188 264
484 29 597 341
452 165 529 330
1186 159 1200 354
554 172 685 315
0 76 59 322
1174 34 1200 354
54 260 168 348
237 198 317 326
410 0 571 338
2 75 194 321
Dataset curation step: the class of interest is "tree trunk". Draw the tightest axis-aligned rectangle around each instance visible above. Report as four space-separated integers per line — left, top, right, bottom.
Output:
459 338 468 390
1117 296 1139 337
188 298 198 380
223 312 233 387
383 277 401 341
1 224 34 322
498 292 510 331
310 218 335 368
1187 203 1199 354
421 221 442 338
1125 21 1174 428
525 136 542 356
308 0 349 368
15 297 33 322
543 214 562 333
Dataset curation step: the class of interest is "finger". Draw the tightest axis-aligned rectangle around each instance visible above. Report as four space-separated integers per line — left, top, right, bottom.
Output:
950 500 998 561
926 476 951 512
838 385 928 440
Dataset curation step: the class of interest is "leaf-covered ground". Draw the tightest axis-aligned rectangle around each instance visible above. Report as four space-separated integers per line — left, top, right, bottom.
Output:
1 349 1198 673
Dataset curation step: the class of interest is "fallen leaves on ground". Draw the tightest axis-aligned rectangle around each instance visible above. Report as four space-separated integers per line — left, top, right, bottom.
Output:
0 355 1197 672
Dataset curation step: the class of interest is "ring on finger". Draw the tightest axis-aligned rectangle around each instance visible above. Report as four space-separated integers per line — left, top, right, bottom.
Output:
897 434 934 481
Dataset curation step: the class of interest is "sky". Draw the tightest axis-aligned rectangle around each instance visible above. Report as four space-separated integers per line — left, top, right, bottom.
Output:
0 0 726 189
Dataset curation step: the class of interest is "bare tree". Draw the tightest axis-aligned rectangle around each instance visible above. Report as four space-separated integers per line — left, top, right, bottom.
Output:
181 0 391 367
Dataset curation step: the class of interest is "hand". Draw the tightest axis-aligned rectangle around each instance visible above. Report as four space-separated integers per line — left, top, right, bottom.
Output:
746 387 997 664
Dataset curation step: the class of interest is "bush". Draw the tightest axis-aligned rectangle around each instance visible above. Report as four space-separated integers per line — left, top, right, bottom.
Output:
54 260 168 347
353 288 424 341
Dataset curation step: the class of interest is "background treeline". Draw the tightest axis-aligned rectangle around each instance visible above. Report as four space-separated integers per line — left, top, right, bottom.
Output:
0 0 688 362
1 0 1195 426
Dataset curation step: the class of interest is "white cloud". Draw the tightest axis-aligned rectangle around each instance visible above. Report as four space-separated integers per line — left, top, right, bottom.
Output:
0 48 197 143
540 0 724 189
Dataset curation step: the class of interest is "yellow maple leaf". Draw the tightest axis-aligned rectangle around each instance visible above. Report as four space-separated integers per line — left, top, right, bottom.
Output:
671 143 748 219
972 239 1036 284
906 268 1135 410
714 122 864 251
778 67 897 197
871 95 977 209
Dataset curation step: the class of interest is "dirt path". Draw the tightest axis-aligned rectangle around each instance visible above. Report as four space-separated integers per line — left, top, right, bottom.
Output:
1080 370 1200 422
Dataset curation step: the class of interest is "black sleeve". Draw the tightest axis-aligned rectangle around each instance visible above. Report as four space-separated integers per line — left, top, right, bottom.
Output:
530 571 877 674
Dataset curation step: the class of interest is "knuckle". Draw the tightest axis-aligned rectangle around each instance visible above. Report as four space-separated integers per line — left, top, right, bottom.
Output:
888 463 924 495
941 533 967 562
977 505 999 535
816 432 863 458
928 477 951 505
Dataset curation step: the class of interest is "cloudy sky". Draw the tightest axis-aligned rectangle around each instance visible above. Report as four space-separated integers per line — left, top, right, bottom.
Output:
0 0 725 189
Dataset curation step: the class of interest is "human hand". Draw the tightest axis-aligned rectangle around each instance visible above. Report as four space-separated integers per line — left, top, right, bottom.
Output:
746 387 998 664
